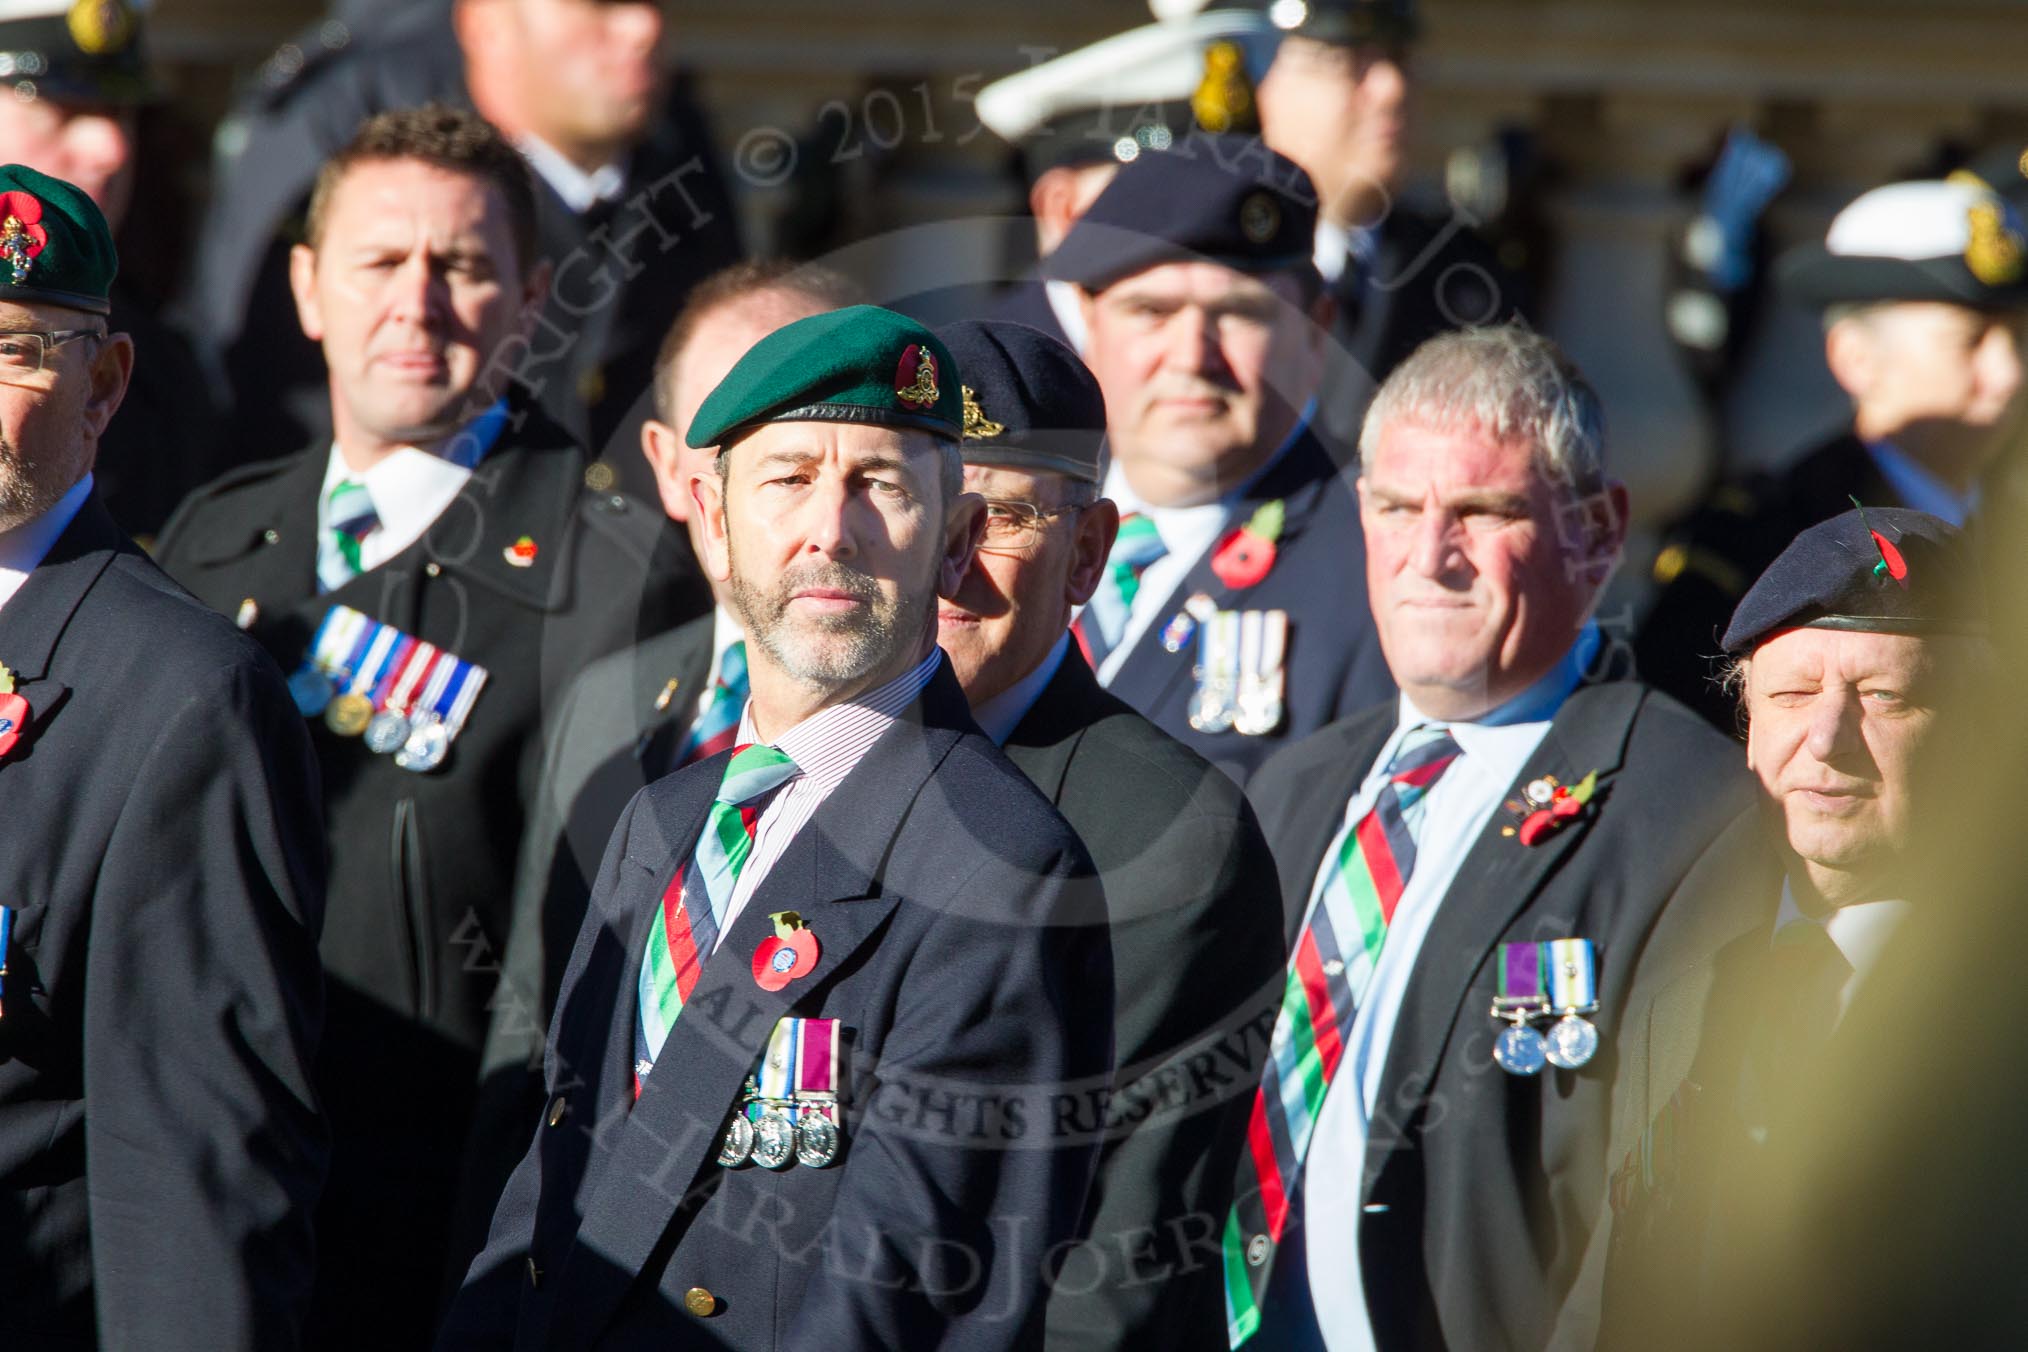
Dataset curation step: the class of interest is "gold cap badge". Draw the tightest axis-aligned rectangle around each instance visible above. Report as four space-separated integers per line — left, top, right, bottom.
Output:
961 385 1005 441
1239 191 1282 245
1966 200 2026 288
68 0 135 57
1192 40 1257 136
895 345 940 409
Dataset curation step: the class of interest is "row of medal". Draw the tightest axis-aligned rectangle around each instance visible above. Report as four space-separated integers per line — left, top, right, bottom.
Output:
1171 598 1290 738
1490 937 1602 1076
286 605 490 775
716 1016 842 1171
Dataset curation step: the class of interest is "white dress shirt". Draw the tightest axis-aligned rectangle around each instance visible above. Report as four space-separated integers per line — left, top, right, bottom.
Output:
1773 880 1911 1023
1092 408 1314 686
1304 625 1601 1349
517 133 626 214
711 649 942 949
319 402 506 573
0 472 93 613
971 631 1069 746
1044 279 1090 355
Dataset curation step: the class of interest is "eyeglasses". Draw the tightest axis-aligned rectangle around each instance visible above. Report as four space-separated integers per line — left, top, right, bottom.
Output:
0 329 100 386
977 498 1086 554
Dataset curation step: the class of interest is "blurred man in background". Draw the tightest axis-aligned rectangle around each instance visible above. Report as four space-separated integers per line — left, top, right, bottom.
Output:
1639 177 2028 730
934 317 1286 1349
156 105 697 1350
1594 507 1988 1349
1255 0 1525 434
1047 135 1395 783
0 0 221 539
186 0 740 503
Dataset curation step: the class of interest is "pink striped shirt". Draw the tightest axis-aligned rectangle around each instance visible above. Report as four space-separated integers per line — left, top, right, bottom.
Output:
708 648 943 949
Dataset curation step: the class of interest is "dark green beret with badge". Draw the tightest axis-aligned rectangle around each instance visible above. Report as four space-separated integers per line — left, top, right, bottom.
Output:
0 162 116 314
685 304 963 449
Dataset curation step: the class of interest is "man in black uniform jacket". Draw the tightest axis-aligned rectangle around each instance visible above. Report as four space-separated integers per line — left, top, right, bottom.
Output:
0 164 327 1350
443 305 1113 1351
1638 176 2028 730
184 0 740 490
932 318 1286 1350
155 107 697 1350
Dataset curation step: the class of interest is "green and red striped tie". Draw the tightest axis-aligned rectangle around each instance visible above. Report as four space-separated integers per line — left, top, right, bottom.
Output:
1222 725 1462 1345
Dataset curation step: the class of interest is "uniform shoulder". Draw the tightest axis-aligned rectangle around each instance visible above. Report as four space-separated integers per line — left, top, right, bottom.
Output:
169 448 320 517
571 488 671 564
1068 695 1252 823
936 731 1088 858
562 611 711 704
92 550 298 693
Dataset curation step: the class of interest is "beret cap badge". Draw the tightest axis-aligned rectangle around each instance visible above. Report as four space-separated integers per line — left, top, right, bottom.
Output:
1239 191 1282 245
960 385 1005 441
67 0 136 57
0 192 47 286
895 344 940 410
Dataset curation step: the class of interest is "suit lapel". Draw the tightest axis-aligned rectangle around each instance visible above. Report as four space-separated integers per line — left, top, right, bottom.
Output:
1362 680 1646 1195
1108 429 1344 710
0 494 130 763
631 619 714 780
546 664 970 1346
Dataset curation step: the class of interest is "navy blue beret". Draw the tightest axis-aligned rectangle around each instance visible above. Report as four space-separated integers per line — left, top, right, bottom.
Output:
1042 134 1318 293
934 319 1107 483
1721 506 1986 654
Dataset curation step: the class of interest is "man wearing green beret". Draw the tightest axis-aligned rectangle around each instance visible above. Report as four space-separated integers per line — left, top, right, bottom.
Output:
0 163 328 1348
444 305 1116 1351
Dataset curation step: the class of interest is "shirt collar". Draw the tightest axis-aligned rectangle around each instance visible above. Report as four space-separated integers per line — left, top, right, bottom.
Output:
1313 218 1376 286
1863 439 1974 527
323 400 508 514
1395 622 1601 749
1101 401 1316 526
735 648 943 792
1774 877 1912 980
0 472 93 612
1043 279 1090 355
971 631 1069 746
517 133 626 214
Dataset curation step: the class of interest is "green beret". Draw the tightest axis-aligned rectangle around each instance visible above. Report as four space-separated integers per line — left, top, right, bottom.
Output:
686 305 963 449
0 164 115 315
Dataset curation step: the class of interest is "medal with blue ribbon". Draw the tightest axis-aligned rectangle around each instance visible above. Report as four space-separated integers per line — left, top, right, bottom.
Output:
0 904 13 1018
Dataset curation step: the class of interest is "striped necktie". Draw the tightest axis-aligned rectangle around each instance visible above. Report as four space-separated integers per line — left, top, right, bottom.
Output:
1074 513 1168 669
675 640 748 771
1222 725 1463 1346
318 477 379 593
634 742 800 1096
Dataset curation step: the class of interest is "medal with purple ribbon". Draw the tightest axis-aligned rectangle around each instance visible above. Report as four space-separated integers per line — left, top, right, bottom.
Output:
793 1018 841 1167
1492 941 1549 1075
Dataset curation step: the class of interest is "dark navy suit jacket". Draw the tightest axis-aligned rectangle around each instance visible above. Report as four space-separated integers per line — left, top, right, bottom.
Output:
440 659 1114 1350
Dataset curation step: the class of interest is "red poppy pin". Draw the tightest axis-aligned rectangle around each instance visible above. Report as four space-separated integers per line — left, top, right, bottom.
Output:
0 663 28 761
753 911 821 991
504 535 538 568
1210 499 1285 590
1502 771 1600 847
0 192 46 286
1848 496 1909 588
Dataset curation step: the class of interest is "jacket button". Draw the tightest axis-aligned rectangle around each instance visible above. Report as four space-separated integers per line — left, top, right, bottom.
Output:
262 528 280 545
526 1256 542 1288
424 561 442 577
1245 1233 1270 1266
547 1096 568 1127
683 1286 716 1317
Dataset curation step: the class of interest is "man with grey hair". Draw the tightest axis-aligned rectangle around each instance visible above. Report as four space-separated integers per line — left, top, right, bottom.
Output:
1222 325 1752 1351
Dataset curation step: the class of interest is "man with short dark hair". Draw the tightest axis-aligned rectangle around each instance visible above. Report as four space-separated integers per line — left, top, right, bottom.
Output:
155 103 698 1351
1048 135 1395 784
185 0 740 484
1226 325 1750 1352
444 306 1113 1350
0 162 327 1351
933 317 1286 1350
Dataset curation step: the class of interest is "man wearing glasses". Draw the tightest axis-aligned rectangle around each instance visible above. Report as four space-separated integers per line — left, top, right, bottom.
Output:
934 318 1286 1351
0 164 327 1349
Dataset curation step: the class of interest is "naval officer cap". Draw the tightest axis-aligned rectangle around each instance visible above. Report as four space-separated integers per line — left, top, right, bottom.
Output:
0 0 153 107
1043 134 1318 293
934 319 1108 484
1263 0 1421 47
0 162 117 315
1778 177 2028 310
1721 506 1986 655
686 305 964 449
976 7 1275 177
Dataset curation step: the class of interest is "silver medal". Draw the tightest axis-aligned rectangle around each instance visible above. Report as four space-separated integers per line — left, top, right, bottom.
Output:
751 1108 796 1169
363 710 412 754
717 1112 755 1168
395 717 450 773
795 1111 840 1168
1188 610 1241 733
1494 1022 1548 1076
1188 682 1237 734
1544 1014 1600 1070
